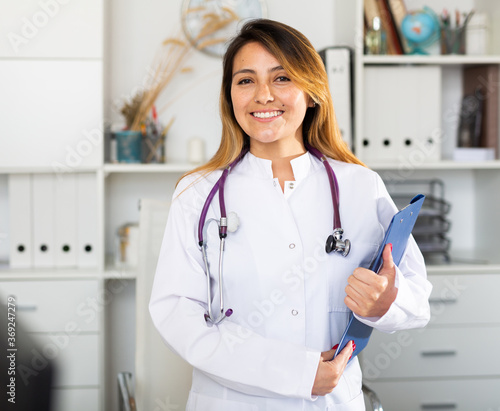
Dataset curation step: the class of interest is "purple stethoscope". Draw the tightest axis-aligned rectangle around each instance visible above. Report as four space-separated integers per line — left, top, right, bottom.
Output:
198 143 351 325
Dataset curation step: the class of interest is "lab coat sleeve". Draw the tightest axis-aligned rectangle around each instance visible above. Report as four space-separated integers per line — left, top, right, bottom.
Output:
354 174 432 332
149 187 321 400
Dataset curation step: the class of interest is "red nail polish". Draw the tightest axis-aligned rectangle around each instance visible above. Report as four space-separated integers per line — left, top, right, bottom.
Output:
389 243 393 252
332 344 339 350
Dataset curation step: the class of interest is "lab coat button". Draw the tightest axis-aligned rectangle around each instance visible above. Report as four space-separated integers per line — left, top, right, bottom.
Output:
291 309 298 316
273 181 277 187
289 182 295 189
289 243 295 249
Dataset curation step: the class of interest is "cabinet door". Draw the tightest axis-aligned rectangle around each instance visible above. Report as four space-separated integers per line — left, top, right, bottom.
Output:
428 274 500 325
0 60 103 169
1 279 99 332
0 0 103 58
366 378 500 411
362 326 500 379
33 334 99 387
52 388 99 411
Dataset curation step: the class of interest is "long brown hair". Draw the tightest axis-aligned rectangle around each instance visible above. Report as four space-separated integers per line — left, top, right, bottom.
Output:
181 19 364 183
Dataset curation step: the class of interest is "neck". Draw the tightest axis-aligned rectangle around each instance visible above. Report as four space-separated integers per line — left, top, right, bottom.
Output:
249 138 306 163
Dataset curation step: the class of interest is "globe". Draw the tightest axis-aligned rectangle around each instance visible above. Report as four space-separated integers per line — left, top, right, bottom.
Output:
401 6 440 54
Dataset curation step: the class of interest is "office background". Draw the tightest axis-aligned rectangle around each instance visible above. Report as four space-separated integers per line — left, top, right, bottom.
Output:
1 0 499 410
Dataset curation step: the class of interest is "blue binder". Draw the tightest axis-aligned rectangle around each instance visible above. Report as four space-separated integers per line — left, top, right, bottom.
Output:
334 194 425 361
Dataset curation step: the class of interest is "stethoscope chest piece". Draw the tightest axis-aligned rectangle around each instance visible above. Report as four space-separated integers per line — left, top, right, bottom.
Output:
325 228 351 257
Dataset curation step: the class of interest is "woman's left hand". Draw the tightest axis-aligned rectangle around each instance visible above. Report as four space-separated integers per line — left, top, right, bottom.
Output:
344 244 397 317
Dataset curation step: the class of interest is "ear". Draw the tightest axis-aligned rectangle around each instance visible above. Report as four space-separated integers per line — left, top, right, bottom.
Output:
308 97 317 108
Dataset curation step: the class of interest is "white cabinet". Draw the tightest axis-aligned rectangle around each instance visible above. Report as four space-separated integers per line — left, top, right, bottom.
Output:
361 272 500 410
0 278 102 411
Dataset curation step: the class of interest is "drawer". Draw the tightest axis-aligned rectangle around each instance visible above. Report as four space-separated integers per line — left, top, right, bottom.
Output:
52 387 99 411
428 274 500 325
0 280 99 332
32 334 99 387
361 326 500 379
365 378 500 411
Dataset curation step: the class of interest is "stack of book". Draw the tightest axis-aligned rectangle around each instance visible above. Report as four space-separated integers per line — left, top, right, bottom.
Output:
364 0 409 55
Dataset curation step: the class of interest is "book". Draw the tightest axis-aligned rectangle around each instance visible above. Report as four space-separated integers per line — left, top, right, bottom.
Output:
463 65 499 158
387 0 411 54
377 0 404 54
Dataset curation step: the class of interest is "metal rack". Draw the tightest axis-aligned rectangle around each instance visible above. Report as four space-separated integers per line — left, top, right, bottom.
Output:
387 179 451 263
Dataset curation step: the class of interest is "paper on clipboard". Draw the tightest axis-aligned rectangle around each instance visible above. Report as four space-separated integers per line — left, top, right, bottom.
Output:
333 194 426 361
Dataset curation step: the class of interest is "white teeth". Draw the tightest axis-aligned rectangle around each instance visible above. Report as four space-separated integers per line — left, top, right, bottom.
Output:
252 111 283 119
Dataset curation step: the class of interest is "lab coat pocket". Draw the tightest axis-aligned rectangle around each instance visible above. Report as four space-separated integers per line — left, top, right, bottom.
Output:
326 242 379 312
186 391 259 411
327 242 378 346
326 390 365 410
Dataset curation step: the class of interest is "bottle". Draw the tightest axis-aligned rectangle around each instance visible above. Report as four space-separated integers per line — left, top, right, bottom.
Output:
365 17 387 55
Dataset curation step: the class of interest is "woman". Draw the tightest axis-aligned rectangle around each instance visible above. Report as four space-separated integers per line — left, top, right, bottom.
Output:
150 19 432 410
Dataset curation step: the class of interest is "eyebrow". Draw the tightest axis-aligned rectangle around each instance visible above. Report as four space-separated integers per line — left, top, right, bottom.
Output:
232 65 285 79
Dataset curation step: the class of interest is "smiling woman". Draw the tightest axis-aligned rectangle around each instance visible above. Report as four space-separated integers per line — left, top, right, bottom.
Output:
230 41 312 186
149 18 432 411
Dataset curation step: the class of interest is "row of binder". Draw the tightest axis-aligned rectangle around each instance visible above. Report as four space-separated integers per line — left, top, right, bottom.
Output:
362 65 442 163
8 173 98 269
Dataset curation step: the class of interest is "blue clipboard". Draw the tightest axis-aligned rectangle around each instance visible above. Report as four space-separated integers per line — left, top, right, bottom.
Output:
333 194 425 361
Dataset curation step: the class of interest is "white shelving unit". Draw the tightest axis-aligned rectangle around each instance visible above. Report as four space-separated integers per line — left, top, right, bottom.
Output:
1 1 499 410
356 0 500 409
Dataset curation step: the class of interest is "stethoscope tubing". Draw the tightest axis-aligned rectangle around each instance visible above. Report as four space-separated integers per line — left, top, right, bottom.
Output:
305 143 341 230
199 144 348 325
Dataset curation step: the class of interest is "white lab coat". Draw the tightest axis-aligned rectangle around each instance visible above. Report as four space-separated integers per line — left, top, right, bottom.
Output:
150 152 432 411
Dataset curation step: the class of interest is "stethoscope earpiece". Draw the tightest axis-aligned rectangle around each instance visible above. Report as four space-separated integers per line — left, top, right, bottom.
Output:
325 228 351 257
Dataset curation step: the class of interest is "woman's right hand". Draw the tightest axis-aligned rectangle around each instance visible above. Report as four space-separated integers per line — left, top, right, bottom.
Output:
311 340 355 396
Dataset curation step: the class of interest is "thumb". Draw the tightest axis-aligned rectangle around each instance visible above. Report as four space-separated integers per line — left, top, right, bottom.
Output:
379 243 395 279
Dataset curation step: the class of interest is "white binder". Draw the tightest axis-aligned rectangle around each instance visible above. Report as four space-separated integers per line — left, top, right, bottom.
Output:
320 47 353 149
77 173 98 268
32 174 55 267
362 66 442 164
8 174 33 268
55 174 77 267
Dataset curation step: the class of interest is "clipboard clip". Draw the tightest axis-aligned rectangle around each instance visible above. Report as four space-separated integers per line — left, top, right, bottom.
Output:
325 228 351 257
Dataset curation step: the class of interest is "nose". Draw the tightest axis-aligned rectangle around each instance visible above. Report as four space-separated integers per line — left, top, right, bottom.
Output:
254 83 274 104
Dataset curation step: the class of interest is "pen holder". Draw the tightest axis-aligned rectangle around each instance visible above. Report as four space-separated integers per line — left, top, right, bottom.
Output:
441 26 466 54
115 130 142 163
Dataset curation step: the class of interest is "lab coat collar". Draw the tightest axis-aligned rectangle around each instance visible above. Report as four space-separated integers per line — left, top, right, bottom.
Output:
242 150 315 183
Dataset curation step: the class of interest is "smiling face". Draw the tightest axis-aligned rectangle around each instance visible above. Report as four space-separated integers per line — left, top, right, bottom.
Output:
230 41 313 156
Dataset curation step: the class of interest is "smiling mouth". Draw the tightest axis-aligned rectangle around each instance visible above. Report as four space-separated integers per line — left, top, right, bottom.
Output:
252 110 284 119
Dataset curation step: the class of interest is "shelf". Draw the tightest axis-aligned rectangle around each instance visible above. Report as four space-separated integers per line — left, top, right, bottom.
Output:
426 248 500 275
0 264 101 280
0 165 100 175
362 55 500 65
368 160 500 171
104 264 137 280
103 163 193 174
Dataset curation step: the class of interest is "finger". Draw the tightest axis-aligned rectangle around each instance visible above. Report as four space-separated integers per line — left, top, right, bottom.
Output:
379 243 395 279
332 340 354 367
